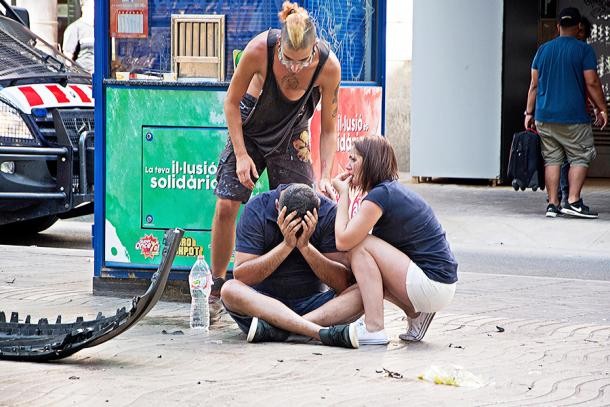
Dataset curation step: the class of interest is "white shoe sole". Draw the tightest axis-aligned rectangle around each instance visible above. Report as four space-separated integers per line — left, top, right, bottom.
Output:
359 337 389 345
348 323 359 349
246 317 259 343
545 211 558 218
560 208 598 219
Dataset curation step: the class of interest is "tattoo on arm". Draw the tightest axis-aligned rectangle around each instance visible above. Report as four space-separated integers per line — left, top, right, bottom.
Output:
331 82 339 119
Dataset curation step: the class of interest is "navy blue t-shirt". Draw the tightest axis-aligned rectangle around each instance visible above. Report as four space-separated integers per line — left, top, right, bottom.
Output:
235 186 338 300
364 181 458 284
532 36 598 124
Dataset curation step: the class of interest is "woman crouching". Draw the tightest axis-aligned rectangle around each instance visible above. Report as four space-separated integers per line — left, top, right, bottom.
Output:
332 136 458 344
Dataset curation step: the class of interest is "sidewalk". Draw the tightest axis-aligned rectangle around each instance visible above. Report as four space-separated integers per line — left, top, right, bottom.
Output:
1 179 609 405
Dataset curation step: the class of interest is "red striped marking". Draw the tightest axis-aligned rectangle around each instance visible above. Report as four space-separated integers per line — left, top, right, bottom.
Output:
18 86 44 106
46 85 70 103
69 85 92 103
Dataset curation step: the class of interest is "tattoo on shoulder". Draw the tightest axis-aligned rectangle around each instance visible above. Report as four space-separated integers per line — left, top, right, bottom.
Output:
332 82 339 104
331 82 339 118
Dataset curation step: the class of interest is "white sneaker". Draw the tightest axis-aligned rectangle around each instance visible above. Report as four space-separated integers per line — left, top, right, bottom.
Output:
354 318 389 345
399 312 435 342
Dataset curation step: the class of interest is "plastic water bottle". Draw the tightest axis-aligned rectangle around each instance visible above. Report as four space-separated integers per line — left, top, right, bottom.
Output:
189 255 211 331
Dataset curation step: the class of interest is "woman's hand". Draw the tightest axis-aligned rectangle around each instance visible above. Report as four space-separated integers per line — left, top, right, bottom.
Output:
332 172 352 197
277 206 301 249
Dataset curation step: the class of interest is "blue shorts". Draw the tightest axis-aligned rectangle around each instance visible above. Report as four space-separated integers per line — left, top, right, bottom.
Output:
223 289 336 334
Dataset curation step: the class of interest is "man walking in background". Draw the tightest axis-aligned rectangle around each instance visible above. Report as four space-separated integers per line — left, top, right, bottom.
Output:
525 7 607 218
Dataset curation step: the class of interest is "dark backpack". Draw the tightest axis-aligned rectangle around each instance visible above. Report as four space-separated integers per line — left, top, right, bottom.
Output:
507 129 545 191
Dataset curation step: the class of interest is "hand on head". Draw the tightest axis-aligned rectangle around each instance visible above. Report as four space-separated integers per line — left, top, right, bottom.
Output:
277 206 302 248
296 208 318 249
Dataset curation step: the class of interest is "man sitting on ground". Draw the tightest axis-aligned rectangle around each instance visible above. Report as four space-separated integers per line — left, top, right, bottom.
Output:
220 183 363 348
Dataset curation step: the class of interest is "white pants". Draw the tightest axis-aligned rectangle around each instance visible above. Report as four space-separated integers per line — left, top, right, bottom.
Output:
406 262 456 313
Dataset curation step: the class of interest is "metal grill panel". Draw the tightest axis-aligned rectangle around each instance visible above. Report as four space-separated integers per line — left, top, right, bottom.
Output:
57 109 94 146
0 28 83 79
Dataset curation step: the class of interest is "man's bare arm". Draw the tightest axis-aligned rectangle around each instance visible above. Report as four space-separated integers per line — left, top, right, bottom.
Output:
584 69 608 129
299 246 351 293
317 53 341 199
524 69 538 129
232 243 293 286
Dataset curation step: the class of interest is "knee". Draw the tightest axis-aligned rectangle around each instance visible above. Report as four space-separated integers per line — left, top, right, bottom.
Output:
346 238 369 263
219 279 242 306
214 198 241 220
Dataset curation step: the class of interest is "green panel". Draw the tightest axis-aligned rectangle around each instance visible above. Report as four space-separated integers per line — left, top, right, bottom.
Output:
142 126 225 230
104 87 268 269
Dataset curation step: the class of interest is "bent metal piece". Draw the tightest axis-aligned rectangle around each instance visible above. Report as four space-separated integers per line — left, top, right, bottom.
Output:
0 228 184 362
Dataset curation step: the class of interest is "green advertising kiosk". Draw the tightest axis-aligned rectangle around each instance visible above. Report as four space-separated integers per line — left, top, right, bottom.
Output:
93 1 387 299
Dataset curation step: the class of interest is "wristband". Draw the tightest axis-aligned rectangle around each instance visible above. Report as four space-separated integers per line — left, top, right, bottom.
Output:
211 277 225 292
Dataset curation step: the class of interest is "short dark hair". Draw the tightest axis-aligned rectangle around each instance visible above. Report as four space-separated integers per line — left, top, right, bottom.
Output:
353 136 398 192
277 183 320 219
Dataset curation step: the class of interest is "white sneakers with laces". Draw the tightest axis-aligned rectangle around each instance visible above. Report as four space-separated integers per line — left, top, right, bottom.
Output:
354 318 389 345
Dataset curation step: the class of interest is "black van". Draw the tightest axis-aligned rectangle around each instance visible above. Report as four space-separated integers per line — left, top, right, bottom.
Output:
0 0 94 234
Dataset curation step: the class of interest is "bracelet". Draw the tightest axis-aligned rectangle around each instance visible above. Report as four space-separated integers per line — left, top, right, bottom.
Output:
523 110 534 116
211 277 225 292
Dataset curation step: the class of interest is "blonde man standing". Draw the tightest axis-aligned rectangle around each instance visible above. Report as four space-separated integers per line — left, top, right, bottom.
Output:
209 2 342 302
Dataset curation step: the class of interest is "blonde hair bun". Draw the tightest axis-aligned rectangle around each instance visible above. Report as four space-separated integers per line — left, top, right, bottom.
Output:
278 1 308 23
278 1 316 49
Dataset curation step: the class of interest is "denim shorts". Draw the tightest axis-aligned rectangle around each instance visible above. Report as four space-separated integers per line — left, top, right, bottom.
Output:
214 135 315 203
223 289 336 334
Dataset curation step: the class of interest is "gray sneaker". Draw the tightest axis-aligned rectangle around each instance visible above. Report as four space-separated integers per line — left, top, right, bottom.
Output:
319 324 359 348
246 317 289 343
399 312 435 342
208 294 226 324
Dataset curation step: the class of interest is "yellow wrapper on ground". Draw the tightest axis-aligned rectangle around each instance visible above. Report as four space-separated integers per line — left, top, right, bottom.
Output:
418 365 485 388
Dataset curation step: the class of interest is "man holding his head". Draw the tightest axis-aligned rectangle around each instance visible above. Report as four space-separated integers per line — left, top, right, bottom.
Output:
220 183 362 348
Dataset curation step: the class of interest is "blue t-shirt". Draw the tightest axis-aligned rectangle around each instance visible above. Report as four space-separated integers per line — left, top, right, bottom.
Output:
532 36 598 124
235 185 337 300
364 180 458 284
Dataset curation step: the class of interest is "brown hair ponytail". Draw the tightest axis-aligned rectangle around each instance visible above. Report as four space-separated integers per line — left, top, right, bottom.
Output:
278 1 317 50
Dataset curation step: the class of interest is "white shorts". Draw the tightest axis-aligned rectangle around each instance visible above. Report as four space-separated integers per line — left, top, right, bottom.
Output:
406 261 456 313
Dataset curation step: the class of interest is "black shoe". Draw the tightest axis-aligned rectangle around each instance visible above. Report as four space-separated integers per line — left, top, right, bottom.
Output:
545 203 560 218
319 324 359 349
246 317 289 343
560 199 598 219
